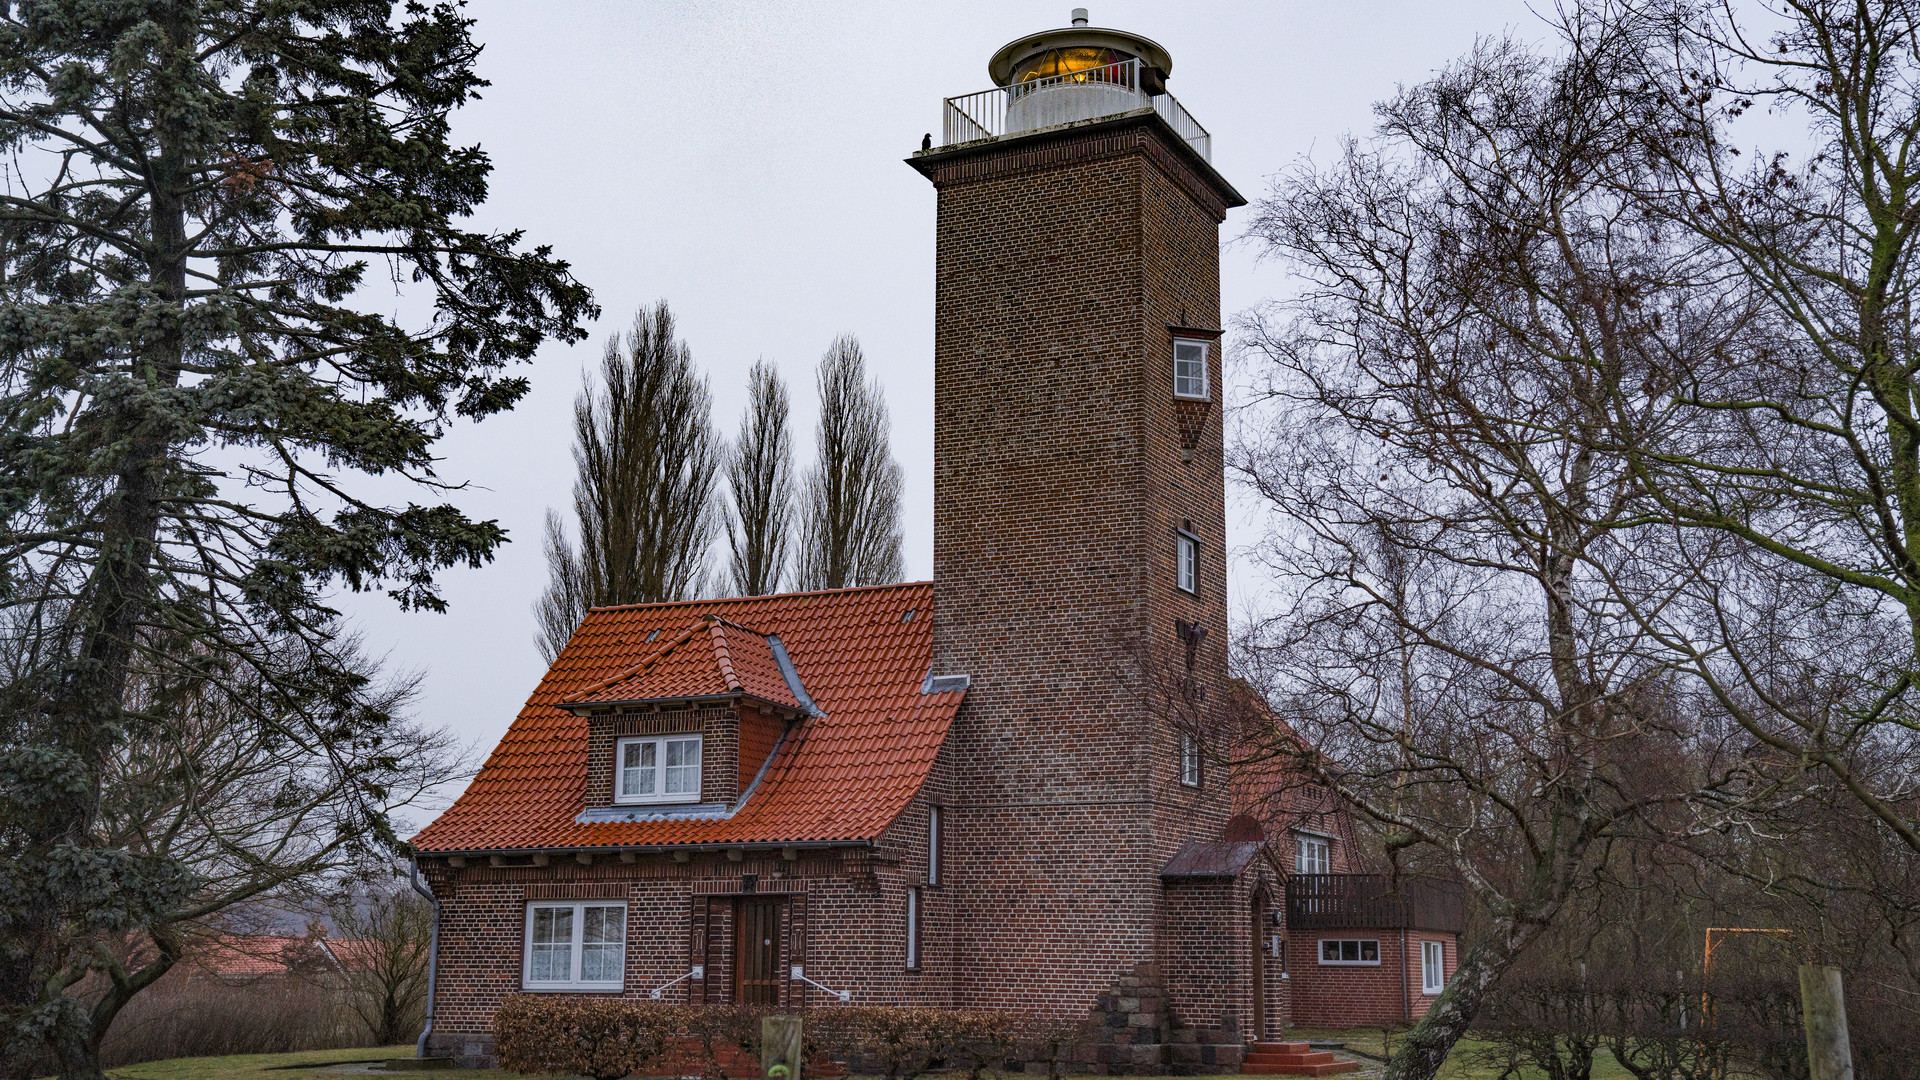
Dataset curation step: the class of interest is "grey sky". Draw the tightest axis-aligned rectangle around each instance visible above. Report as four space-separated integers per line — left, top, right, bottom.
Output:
339 0 1546 794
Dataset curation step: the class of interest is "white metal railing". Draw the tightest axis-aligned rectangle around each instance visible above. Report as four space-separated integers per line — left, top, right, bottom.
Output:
938 58 1212 161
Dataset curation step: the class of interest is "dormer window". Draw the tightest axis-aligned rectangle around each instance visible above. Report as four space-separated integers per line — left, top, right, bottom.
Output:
1173 338 1209 400
616 734 703 804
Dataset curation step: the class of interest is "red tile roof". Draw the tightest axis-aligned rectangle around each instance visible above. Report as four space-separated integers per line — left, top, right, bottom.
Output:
187 935 373 977
412 582 959 852
563 616 803 711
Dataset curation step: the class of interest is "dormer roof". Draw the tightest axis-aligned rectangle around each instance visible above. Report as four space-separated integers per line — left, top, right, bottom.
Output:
560 615 807 713
410 581 962 853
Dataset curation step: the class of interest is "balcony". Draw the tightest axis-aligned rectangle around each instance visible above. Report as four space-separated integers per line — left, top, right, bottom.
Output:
937 58 1213 162
1285 874 1468 934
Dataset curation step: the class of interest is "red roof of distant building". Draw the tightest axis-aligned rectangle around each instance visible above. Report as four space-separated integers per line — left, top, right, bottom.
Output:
411 582 961 853
186 934 376 977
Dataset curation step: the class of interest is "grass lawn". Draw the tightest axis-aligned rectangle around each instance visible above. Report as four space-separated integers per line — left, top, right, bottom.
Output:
1286 1028 1637 1079
106 1046 514 1080
100 1034 1645 1080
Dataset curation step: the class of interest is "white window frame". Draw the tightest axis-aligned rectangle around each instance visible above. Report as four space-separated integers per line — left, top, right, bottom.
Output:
1295 832 1332 875
1178 730 1201 787
905 886 922 971
1176 530 1199 594
522 901 626 991
1422 940 1446 994
1173 338 1210 400
613 734 703 804
927 806 943 887
1318 938 1382 966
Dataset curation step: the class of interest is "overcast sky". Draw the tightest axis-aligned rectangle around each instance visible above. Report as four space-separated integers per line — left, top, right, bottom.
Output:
342 0 1551 806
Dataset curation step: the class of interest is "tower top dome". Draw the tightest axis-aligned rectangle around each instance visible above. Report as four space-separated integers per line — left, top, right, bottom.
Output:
986 9 1173 88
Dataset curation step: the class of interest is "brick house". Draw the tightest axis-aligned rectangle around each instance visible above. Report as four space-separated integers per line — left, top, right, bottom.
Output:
409 12 1461 1071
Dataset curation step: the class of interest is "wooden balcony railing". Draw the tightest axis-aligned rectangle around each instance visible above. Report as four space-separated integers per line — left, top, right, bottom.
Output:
1284 874 1467 933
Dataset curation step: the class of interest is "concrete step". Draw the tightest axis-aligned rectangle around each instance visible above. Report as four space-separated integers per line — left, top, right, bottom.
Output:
1249 1042 1315 1054
1247 1053 1340 1067
1242 1063 1360 1077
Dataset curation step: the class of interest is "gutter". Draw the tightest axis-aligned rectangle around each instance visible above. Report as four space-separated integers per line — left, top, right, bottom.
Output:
421 838 874 863
409 860 440 1059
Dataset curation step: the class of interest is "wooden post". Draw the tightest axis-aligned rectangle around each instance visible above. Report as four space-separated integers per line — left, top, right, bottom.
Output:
761 1015 804 1080
1799 964 1854 1080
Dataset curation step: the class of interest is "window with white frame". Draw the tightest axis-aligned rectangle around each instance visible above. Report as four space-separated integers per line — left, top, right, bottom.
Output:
615 734 702 804
1173 339 1209 399
523 901 626 990
1422 940 1446 994
927 806 943 887
1295 833 1331 874
1178 730 1201 787
905 887 922 971
1318 939 1381 966
1176 531 1199 593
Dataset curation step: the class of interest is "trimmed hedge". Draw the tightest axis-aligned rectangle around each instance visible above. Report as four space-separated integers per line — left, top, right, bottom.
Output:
493 997 1095 1080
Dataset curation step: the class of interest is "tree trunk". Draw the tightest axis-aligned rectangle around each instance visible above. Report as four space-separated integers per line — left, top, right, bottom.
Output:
1386 924 1539 1080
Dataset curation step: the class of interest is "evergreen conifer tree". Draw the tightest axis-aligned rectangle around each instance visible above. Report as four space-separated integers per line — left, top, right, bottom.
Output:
0 5 593 1075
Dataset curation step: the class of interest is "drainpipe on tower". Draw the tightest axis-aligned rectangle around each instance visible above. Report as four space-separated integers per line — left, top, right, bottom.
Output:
410 859 441 1059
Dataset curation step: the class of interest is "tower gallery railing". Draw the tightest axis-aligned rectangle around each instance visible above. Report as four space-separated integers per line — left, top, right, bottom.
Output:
940 58 1213 161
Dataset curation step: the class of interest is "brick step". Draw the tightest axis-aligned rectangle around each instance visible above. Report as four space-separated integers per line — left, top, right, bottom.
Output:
1242 1062 1360 1077
1243 1044 1360 1076
1247 1051 1338 1063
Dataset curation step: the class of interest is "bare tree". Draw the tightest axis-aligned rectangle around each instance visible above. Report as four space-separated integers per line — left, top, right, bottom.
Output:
0 617 466 1072
328 877 433 1047
797 336 905 590
1580 0 1920 855
723 361 795 596
536 302 721 661
1233 29 1758 1079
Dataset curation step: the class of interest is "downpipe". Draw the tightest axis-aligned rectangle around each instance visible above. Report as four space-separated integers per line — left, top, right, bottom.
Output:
409 859 441 1059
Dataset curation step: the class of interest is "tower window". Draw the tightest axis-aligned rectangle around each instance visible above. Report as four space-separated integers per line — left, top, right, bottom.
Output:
905 886 922 971
1176 531 1199 593
1295 833 1331 874
1178 731 1201 787
927 805 943 886
1173 339 1210 399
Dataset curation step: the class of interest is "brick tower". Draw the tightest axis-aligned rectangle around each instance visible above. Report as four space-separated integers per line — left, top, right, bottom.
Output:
910 10 1248 1027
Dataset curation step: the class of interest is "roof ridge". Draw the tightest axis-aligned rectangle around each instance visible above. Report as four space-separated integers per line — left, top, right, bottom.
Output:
707 620 742 694
585 579 933 614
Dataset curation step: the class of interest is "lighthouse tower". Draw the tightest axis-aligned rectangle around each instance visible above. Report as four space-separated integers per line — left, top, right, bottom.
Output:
911 9 1259 1038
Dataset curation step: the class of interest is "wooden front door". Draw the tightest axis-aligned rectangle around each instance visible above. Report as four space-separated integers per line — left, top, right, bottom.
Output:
734 898 784 1004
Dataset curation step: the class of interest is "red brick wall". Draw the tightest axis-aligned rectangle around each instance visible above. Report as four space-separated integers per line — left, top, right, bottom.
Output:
1282 928 1457 1028
919 113 1241 1023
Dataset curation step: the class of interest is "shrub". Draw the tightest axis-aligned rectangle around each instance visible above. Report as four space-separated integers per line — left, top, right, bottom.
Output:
494 1000 1096 1080
98 974 361 1066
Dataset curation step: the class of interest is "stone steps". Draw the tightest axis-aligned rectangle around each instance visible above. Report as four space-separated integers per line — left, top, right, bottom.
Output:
1241 1042 1360 1076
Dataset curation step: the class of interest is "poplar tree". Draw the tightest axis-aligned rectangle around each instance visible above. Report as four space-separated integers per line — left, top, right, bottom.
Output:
0 3 593 1076
535 302 720 662
723 360 795 596
797 336 905 590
